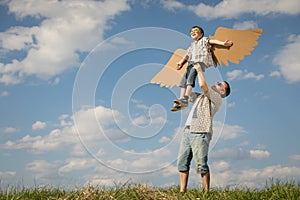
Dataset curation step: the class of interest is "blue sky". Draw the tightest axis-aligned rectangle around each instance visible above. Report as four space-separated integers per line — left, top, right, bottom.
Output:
0 0 300 189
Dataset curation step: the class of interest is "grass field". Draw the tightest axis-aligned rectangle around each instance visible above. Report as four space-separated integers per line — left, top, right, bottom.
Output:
0 180 299 199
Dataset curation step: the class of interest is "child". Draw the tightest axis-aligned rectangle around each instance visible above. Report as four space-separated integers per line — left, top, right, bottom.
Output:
171 26 233 111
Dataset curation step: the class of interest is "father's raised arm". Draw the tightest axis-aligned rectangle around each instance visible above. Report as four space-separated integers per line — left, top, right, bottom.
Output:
194 63 208 94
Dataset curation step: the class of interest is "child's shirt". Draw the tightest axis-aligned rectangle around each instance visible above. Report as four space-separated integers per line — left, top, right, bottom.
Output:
185 37 215 68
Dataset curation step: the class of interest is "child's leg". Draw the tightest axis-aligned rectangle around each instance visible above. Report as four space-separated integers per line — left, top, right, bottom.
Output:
178 63 196 99
185 85 193 98
185 67 198 99
180 87 187 99
173 86 188 108
171 64 191 111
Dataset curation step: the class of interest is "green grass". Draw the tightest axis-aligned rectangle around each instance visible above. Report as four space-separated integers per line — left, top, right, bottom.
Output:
0 180 299 200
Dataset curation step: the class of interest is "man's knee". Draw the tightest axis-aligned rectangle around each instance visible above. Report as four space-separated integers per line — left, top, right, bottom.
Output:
196 157 209 174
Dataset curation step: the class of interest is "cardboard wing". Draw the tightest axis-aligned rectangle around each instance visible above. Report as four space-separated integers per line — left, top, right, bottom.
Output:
150 48 187 88
211 27 263 67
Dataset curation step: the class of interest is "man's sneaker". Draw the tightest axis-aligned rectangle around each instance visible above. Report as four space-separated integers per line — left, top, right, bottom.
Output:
173 97 188 107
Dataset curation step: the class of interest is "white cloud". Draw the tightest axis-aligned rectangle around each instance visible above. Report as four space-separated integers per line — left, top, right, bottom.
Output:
243 72 264 80
0 60 23 85
104 129 131 142
233 21 258 30
59 114 73 127
0 171 16 177
226 69 264 81
26 160 60 181
95 36 134 52
132 115 150 126
69 144 86 157
160 0 185 11
59 158 96 174
187 0 300 19
132 115 166 127
211 163 300 188
289 154 300 161
250 150 271 160
211 148 249 160
226 69 243 80
161 164 178 177
269 70 281 78
49 77 60 85
211 160 230 172
73 106 127 143
3 133 64 154
0 171 17 185
3 127 18 133
214 121 247 140
0 0 131 84
87 176 118 187
255 144 268 150
131 157 158 169
159 136 170 143
160 0 300 19
26 160 57 172
85 165 148 187
32 121 47 130
1 105 126 153
273 34 300 83
1 91 9 97
227 101 235 108
238 141 250 147
119 148 173 172
0 26 38 50
211 148 270 161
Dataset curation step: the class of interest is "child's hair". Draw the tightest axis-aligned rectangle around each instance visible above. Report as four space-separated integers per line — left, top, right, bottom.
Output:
191 25 204 36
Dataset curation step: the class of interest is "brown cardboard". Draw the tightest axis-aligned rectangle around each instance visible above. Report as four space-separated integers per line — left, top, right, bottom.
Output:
151 48 187 88
210 27 263 67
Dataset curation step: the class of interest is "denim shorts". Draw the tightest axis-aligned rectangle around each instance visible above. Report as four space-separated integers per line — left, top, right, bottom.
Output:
177 127 211 174
179 62 207 88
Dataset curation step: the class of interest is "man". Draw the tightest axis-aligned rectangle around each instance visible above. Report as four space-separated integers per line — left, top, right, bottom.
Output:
177 63 231 192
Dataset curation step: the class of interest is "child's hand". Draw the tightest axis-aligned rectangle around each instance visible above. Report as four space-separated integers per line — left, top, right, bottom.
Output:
176 62 183 70
224 40 233 47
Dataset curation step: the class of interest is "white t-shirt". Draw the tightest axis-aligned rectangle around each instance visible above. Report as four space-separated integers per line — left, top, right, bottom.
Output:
185 98 200 126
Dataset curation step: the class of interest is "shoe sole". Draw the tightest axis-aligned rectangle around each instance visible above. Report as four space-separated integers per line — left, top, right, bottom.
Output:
173 99 188 107
170 106 186 112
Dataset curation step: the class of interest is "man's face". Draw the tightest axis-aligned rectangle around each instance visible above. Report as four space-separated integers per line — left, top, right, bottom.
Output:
212 82 226 97
190 28 203 41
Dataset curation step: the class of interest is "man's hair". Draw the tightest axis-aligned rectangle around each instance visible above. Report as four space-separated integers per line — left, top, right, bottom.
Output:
191 25 204 36
224 81 231 97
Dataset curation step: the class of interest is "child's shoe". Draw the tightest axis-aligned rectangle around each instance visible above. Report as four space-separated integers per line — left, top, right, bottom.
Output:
170 103 185 112
171 96 189 112
173 96 188 107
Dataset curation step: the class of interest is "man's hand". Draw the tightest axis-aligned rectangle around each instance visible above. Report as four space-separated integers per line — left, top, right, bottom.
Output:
193 63 202 72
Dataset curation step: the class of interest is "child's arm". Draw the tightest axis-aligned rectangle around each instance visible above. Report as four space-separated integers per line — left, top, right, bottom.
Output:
209 39 233 47
176 56 188 70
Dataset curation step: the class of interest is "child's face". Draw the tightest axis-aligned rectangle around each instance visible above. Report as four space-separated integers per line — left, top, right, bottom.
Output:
190 28 203 41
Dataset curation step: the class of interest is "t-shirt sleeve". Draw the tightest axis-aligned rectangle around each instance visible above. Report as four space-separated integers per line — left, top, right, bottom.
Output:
204 37 212 49
189 92 202 103
206 87 222 108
